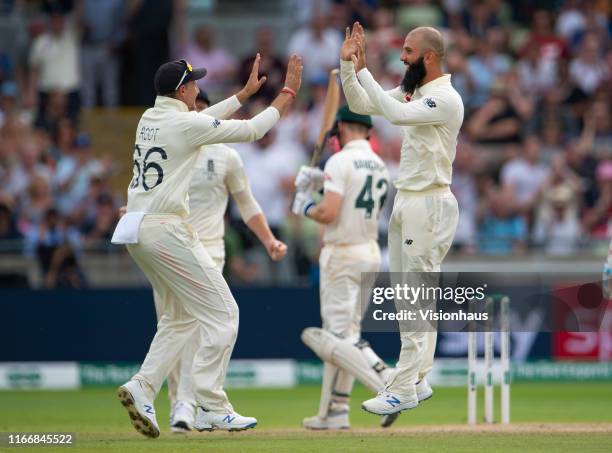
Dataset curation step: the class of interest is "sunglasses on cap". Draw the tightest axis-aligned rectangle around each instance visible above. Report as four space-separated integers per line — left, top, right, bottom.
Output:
175 59 194 91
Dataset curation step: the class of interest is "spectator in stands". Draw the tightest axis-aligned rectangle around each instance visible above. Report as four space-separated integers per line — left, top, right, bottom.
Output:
121 0 178 105
466 27 511 109
460 0 500 39
446 48 473 107
54 132 108 216
24 207 85 288
581 159 612 239
477 186 527 255
466 75 533 144
565 138 600 212
569 33 609 96
533 154 582 255
237 27 285 102
178 25 236 95
235 128 304 241
538 120 565 159
397 0 443 30
17 173 54 236
451 140 480 253
501 135 548 215
367 8 401 77
0 137 49 198
520 9 569 73
0 81 30 127
287 14 342 82
302 73 332 149
28 5 81 126
79 0 124 108
517 41 558 100
340 0 376 29
81 192 117 250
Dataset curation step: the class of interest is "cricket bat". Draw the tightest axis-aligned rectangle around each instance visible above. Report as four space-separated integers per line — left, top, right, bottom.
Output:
309 68 340 166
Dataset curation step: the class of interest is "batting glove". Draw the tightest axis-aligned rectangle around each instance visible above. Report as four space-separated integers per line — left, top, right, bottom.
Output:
291 190 315 217
295 166 324 192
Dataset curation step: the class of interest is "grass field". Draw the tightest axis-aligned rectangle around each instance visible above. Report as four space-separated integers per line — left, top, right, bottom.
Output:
1 383 611 452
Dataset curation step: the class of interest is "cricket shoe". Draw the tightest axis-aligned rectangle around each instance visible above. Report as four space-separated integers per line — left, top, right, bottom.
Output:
303 410 350 430
416 378 433 402
117 380 160 438
170 400 195 433
362 390 418 416
194 407 257 431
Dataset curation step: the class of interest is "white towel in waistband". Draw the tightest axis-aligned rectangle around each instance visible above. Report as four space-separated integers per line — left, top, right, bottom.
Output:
111 212 146 244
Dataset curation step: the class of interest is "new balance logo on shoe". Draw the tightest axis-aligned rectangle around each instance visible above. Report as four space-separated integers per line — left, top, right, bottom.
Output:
223 415 235 423
144 404 154 414
385 396 401 407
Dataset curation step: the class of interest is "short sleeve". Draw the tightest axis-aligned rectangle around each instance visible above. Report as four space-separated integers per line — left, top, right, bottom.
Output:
323 155 346 195
225 147 248 194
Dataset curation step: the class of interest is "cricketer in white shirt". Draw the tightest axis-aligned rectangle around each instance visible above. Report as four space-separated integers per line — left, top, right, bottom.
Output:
156 94 286 432
112 55 301 437
340 24 464 415
293 107 399 429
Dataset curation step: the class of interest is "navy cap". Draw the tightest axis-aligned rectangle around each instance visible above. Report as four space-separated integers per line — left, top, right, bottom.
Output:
154 59 207 95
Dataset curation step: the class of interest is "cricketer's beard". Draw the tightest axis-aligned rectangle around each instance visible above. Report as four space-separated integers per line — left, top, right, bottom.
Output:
401 56 427 94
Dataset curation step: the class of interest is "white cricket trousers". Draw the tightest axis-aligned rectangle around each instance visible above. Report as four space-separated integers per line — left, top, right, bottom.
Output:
386 186 458 397
127 215 237 412
317 241 381 414
154 241 225 409
320 241 381 340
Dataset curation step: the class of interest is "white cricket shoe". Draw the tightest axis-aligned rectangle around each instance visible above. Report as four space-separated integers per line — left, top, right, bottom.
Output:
194 407 257 431
362 390 418 416
303 410 350 430
170 400 195 433
117 380 160 438
416 378 433 402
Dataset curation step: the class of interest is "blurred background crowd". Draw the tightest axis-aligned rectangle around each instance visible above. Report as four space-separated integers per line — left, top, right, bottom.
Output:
0 0 610 288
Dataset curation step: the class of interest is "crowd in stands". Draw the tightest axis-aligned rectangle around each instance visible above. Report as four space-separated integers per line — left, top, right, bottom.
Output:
0 0 610 287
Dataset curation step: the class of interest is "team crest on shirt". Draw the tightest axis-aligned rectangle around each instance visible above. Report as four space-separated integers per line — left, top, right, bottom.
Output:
423 98 437 108
211 119 221 128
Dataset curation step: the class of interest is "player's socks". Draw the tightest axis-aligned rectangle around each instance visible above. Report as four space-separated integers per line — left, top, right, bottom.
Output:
117 379 160 438
362 389 418 416
170 400 195 433
193 407 257 431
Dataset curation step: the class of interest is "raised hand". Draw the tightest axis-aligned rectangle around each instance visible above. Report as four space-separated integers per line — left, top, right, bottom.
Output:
348 22 367 71
352 38 367 72
284 54 303 93
237 53 267 103
340 25 359 61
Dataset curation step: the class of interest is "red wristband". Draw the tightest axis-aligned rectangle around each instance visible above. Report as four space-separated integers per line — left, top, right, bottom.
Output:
281 86 296 98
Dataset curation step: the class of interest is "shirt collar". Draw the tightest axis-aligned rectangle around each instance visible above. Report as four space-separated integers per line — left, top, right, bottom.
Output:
154 96 190 112
415 74 452 96
342 139 370 150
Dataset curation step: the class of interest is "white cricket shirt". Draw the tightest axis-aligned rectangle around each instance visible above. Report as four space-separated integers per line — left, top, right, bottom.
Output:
126 96 279 216
187 144 247 247
340 60 464 191
323 139 390 245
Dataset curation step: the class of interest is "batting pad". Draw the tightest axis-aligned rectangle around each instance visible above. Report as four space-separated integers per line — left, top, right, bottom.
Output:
301 327 385 393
